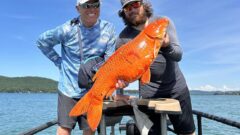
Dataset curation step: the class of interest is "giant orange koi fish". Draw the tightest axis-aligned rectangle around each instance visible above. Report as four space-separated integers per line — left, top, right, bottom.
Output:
69 18 169 131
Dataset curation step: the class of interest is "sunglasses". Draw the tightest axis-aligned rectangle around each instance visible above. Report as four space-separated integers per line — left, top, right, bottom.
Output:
80 2 100 9
123 1 142 12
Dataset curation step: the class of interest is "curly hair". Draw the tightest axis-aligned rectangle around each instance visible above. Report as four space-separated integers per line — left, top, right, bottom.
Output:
118 1 153 26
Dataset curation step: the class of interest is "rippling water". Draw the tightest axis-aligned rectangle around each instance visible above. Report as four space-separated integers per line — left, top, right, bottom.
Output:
0 93 239 135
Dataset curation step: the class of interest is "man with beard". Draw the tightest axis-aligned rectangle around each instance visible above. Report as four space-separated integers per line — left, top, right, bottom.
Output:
115 0 196 135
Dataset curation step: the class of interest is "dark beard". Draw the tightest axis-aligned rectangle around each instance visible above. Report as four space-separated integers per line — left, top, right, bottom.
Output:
126 12 148 26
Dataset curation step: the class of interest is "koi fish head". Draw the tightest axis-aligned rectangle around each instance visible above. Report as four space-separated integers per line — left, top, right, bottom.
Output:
144 18 169 58
144 18 169 40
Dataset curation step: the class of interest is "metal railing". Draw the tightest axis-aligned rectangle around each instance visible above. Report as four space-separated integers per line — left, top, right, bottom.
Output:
19 110 240 135
18 119 57 135
192 110 240 135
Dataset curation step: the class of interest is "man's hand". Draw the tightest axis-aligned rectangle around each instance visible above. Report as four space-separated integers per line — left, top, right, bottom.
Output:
116 80 129 89
162 33 170 48
113 94 136 103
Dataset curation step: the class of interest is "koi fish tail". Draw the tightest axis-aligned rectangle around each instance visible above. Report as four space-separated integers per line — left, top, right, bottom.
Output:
69 92 92 117
69 90 104 131
87 98 103 131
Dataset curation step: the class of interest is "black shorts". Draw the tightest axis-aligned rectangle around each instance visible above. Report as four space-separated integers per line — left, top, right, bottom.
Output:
57 91 90 130
148 87 195 134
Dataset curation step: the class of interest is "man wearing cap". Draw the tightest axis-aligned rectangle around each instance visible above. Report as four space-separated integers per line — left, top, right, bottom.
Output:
36 0 126 134
115 0 196 135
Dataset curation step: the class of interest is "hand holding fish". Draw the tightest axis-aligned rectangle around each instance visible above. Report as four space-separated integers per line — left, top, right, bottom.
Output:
116 79 129 89
113 94 136 102
162 33 170 48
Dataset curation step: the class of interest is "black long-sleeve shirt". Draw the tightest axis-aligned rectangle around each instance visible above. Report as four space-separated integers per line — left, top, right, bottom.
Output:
116 16 188 98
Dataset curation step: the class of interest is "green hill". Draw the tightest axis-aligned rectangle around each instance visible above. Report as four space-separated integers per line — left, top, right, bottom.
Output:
190 90 240 95
0 75 58 93
1 75 239 95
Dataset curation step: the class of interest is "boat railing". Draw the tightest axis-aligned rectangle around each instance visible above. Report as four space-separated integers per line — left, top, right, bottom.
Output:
192 110 240 135
19 110 240 135
18 119 57 135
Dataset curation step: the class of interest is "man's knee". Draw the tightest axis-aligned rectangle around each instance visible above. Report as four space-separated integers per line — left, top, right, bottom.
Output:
57 126 71 135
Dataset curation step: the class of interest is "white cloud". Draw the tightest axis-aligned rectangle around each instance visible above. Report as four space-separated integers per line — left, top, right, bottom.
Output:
193 84 239 91
185 35 240 57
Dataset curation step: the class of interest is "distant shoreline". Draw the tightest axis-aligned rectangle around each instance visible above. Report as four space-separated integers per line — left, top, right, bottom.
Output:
0 75 239 95
124 90 240 96
1 90 240 96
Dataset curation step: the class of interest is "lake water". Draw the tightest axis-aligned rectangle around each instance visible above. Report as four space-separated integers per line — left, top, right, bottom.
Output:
0 93 239 135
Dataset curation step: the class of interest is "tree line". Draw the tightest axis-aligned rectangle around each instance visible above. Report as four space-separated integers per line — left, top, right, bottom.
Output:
0 75 239 95
0 75 57 93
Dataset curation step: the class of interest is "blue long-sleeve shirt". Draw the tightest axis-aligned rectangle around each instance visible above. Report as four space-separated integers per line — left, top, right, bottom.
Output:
37 18 116 98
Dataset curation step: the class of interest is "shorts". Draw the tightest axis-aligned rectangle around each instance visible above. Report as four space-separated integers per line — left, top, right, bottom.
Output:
148 87 195 134
57 91 90 130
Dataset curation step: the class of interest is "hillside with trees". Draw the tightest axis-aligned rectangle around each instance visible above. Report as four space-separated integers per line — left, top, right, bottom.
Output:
0 75 57 93
0 75 239 95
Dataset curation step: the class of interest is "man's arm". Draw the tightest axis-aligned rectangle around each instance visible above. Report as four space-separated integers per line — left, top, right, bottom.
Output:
161 18 183 62
36 25 65 69
104 24 116 60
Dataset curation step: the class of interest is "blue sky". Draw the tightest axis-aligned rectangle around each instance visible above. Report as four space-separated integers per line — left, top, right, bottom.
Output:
0 0 239 91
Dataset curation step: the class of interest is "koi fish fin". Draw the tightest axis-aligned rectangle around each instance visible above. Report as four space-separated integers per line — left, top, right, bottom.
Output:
69 92 92 117
140 68 151 84
87 99 103 131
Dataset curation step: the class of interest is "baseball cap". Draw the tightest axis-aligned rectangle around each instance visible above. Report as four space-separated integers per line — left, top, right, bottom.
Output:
120 0 141 8
76 0 99 6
